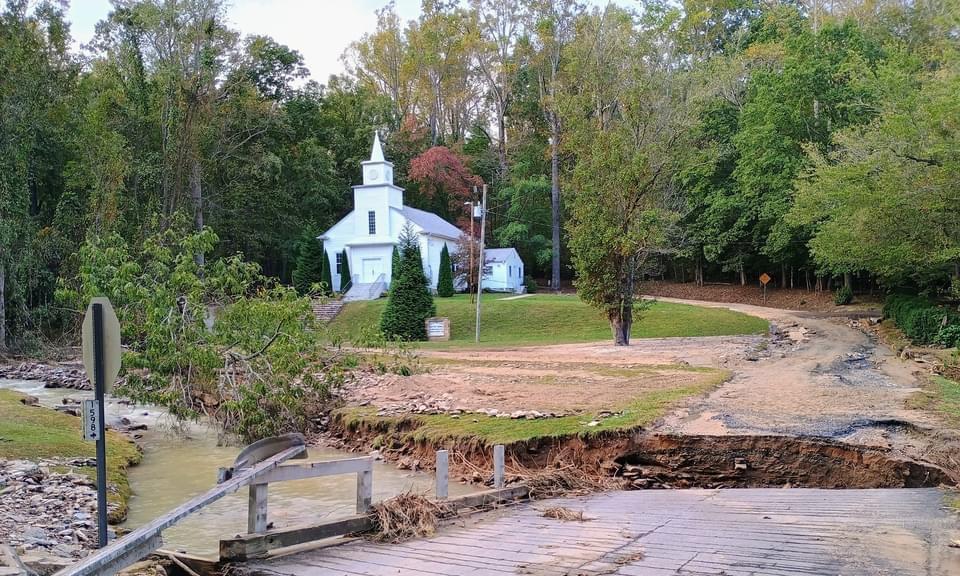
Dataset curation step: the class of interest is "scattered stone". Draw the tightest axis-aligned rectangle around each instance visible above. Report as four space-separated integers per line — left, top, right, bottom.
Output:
0 362 93 390
586 420 600 427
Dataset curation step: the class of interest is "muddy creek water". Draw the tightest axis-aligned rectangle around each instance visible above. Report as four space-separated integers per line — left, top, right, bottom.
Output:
2 378 472 557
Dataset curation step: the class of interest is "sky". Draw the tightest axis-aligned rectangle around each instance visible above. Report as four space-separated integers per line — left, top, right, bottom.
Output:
66 0 427 83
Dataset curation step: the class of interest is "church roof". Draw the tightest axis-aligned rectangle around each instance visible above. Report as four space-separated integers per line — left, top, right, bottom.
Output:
395 206 463 239
484 247 521 263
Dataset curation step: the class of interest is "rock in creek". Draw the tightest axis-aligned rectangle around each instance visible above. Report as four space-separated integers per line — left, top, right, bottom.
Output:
0 362 95 391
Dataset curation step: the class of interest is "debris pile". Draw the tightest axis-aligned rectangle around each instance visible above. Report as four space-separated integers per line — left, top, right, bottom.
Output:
0 362 91 390
0 459 114 562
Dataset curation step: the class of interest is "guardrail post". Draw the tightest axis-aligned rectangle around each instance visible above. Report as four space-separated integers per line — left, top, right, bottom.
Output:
493 444 505 489
436 450 449 499
248 483 268 534
356 463 373 513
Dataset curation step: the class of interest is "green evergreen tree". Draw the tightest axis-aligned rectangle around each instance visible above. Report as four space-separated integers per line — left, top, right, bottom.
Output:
339 249 351 293
391 245 401 279
321 250 333 296
381 225 436 340
437 244 455 297
293 238 325 295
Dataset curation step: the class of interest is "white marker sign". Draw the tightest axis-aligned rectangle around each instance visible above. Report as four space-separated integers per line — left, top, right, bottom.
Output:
82 399 101 442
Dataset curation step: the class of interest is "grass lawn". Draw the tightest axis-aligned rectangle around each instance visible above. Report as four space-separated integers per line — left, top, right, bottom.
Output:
328 294 768 346
0 389 142 522
338 367 730 445
911 376 960 426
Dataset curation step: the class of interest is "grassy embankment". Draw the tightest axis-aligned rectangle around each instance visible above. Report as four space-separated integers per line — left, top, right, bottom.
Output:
331 294 761 446
0 390 142 522
329 293 769 347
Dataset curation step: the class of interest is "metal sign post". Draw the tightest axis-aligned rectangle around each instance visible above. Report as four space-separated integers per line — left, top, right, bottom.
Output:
759 273 771 303
81 297 121 549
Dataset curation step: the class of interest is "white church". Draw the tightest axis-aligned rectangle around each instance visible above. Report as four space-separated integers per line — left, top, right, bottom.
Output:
319 133 465 300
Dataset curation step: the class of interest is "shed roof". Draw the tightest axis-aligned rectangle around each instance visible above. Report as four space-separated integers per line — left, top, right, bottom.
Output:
484 247 521 264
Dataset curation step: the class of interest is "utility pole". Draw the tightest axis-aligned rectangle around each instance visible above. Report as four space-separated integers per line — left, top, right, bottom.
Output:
465 196 475 303
475 184 487 343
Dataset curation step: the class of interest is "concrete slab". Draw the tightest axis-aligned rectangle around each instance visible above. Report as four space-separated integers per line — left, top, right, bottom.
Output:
241 488 960 575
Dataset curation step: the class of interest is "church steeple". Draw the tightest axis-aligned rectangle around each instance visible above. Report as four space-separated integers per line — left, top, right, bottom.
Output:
370 131 385 162
361 131 394 185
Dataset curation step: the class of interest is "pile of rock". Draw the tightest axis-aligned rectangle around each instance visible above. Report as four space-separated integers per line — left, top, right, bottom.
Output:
0 459 115 563
0 362 90 390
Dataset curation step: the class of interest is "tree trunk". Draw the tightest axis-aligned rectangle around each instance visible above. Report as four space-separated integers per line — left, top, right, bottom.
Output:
781 263 787 288
610 311 632 346
496 96 508 182
0 260 5 353
739 263 746 286
550 118 561 292
843 272 852 291
190 158 205 267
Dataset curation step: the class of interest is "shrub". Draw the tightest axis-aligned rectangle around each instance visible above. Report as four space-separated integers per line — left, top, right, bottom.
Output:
340 249 352 293
437 244 454 297
320 250 333 296
293 237 325 295
935 324 960 348
834 285 853 305
380 225 436 340
525 275 538 294
884 294 959 345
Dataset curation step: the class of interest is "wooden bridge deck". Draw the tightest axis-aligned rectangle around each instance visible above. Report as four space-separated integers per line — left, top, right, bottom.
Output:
241 488 960 576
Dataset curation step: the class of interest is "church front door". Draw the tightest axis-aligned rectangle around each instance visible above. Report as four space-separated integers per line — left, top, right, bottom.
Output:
361 258 383 283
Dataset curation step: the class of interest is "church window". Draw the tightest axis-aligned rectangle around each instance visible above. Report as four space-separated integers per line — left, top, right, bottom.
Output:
368 211 376 234
336 252 342 274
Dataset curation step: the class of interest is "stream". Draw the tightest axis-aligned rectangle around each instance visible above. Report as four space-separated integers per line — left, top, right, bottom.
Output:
2 378 472 557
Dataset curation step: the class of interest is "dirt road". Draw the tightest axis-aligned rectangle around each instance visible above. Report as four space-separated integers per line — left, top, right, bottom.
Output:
649 298 957 473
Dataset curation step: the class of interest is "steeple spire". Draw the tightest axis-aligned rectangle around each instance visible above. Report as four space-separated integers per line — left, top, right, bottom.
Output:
370 131 385 162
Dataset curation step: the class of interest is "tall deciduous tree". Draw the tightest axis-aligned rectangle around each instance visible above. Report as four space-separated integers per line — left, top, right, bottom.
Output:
527 0 582 291
408 146 483 223
563 3 691 345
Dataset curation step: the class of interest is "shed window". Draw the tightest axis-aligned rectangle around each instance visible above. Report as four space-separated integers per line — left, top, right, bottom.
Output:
336 252 343 274
367 211 376 234
509 265 512 278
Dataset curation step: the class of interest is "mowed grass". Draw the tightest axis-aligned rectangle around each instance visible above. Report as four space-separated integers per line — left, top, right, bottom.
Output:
919 376 960 425
339 368 730 445
0 389 142 522
328 294 768 346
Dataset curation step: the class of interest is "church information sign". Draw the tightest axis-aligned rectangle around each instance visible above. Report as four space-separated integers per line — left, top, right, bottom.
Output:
426 317 450 341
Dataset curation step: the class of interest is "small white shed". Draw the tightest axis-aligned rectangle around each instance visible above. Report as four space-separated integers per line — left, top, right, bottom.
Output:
483 248 525 293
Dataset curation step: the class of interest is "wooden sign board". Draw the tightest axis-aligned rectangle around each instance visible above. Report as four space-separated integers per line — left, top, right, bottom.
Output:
759 273 771 286
81 297 122 392
426 317 450 341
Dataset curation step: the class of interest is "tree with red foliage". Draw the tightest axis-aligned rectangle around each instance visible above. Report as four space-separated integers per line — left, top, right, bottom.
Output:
408 146 483 224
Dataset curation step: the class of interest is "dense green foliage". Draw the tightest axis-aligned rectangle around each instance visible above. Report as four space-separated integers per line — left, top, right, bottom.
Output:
56 223 342 440
380 226 436 340
883 294 960 347
437 244 454 297
2 0 959 351
293 238 326 296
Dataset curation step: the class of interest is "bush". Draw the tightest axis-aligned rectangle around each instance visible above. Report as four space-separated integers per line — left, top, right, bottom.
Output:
340 249 352 293
834 285 853 305
935 324 960 348
525 275 538 294
380 225 436 340
437 244 454 297
293 238 326 296
884 294 959 345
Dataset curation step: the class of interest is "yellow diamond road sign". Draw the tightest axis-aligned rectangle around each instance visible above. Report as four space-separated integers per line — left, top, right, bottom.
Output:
82 297 122 393
759 273 771 286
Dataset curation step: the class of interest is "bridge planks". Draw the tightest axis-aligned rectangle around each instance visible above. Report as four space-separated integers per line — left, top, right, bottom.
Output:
239 488 960 576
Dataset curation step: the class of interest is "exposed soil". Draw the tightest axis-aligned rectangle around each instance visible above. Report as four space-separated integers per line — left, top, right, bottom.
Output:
347 359 723 415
